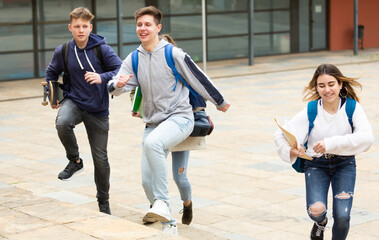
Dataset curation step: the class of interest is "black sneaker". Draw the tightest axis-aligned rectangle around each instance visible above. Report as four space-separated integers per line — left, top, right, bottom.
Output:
58 159 83 181
180 201 193 225
310 218 327 240
99 201 111 215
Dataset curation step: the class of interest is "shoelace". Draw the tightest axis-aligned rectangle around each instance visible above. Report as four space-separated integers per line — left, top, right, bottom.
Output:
315 223 326 236
65 161 79 172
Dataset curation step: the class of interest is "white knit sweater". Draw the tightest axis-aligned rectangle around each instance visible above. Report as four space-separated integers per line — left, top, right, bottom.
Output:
274 98 374 164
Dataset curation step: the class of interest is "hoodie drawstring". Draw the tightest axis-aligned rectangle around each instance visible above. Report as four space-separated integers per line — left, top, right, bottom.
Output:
74 45 96 73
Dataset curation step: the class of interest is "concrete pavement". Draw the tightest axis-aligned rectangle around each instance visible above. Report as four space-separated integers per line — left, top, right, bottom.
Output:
0 48 378 239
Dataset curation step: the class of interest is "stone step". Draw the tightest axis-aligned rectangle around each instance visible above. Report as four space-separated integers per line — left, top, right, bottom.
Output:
0 187 187 240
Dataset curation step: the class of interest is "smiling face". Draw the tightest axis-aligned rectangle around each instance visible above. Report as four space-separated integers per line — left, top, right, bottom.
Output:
316 74 342 105
136 14 161 45
68 18 92 49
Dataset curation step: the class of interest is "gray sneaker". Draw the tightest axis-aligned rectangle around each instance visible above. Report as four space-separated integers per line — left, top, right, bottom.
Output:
58 159 83 181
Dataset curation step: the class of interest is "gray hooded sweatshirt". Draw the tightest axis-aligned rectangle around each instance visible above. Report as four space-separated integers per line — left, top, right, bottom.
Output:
108 39 227 126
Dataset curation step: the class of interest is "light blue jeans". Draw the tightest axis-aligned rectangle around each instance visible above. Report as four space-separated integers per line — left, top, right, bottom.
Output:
172 151 192 202
141 115 194 223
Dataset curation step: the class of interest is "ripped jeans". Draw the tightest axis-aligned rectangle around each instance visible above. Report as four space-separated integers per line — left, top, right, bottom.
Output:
141 115 194 207
304 155 356 240
172 151 191 202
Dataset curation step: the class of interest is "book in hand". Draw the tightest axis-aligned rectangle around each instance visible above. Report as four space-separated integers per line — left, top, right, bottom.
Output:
132 86 143 117
274 118 312 160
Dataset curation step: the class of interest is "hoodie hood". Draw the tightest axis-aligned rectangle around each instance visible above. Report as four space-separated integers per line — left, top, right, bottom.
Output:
137 39 169 54
81 33 107 50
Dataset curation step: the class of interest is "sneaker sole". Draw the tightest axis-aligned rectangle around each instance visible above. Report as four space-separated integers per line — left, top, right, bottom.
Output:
146 212 170 222
58 167 84 181
142 216 157 223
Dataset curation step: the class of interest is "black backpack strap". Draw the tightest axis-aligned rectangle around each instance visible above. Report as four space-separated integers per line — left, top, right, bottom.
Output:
94 45 106 72
61 41 70 91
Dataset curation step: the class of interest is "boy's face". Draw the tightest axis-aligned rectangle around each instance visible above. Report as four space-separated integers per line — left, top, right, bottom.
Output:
136 14 161 44
68 18 92 47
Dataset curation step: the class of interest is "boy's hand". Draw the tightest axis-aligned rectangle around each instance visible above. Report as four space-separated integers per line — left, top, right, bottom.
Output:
117 74 133 88
51 100 60 109
85 71 102 85
217 103 230 112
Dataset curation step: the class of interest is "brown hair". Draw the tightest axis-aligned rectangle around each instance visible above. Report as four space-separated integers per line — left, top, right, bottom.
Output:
134 6 162 25
70 7 94 24
303 63 362 102
160 34 176 46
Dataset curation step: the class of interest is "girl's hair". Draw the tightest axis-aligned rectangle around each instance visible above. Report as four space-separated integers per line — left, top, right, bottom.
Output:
303 63 362 102
134 6 162 25
159 34 176 46
70 7 94 24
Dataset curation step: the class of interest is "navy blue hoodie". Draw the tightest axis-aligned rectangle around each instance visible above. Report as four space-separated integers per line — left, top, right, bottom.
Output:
46 33 122 117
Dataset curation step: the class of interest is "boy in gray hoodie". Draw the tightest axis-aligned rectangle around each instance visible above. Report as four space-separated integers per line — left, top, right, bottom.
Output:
108 6 230 235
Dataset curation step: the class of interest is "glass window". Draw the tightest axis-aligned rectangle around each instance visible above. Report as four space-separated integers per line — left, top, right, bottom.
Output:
121 0 146 17
254 11 289 33
208 36 248 60
207 0 248 12
208 13 248 37
96 0 116 18
0 53 34 80
97 21 118 45
158 0 202 15
254 0 289 10
162 16 202 39
39 24 72 50
0 25 33 51
273 11 289 32
254 12 271 33
299 0 310 52
122 19 140 43
175 39 203 61
0 0 32 23
38 0 91 21
254 33 290 56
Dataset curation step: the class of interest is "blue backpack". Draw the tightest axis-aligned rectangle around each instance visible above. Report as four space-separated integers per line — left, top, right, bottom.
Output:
131 44 207 111
292 97 356 173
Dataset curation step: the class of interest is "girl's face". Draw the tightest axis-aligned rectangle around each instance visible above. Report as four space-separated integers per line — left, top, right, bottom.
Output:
316 74 342 105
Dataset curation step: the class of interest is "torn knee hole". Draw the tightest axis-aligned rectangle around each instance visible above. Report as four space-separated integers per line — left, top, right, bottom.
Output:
178 167 185 174
309 202 325 217
335 191 353 199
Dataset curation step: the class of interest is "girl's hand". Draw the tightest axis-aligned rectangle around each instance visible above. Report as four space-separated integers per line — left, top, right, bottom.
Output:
313 140 326 154
290 144 305 158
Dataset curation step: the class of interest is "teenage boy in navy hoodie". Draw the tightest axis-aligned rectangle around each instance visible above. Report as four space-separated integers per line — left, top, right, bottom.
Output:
45 7 122 214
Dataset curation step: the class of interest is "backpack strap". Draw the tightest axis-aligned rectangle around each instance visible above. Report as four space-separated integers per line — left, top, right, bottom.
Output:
93 45 106 72
305 99 318 148
61 41 70 91
345 97 356 132
164 44 196 95
62 41 69 75
131 50 139 79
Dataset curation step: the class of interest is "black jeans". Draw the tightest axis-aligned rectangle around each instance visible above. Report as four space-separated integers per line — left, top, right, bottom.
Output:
55 99 110 202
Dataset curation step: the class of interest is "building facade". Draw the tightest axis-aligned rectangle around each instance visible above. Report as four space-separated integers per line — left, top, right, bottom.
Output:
0 0 378 81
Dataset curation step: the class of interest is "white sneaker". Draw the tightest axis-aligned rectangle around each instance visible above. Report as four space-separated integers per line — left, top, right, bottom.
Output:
147 199 172 222
162 224 178 236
